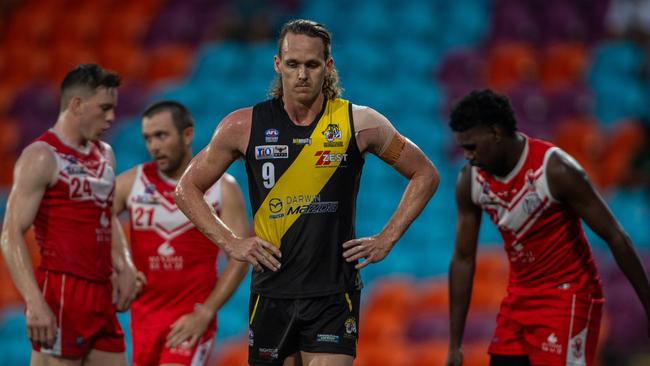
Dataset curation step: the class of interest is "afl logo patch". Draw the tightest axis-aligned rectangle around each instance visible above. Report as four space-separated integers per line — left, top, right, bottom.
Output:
264 129 279 143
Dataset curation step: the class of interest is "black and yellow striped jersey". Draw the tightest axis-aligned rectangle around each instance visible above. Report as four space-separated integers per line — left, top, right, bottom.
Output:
245 97 364 298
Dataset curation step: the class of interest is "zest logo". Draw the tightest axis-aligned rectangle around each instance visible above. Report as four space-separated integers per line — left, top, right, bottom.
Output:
315 150 348 166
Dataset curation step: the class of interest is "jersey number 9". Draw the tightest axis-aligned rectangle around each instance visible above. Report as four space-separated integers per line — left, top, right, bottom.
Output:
262 162 275 189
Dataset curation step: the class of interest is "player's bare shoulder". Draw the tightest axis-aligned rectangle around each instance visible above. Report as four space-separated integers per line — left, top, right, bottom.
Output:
15 141 58 186
214 107 254 155
116 166 139 183
352 105 392 132
545 148 591 201
546 149 585 177
116 167 139 195
351 104 396 154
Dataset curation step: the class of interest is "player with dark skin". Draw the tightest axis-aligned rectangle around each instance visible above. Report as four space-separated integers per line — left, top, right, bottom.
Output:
446 89 650 366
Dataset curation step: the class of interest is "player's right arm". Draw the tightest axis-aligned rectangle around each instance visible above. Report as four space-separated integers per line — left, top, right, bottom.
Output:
113 167 137 216
547 149 650 336
174 109 281 272
0 142 58 348
111 168 146 309
446 165 482 366
166 174 251 348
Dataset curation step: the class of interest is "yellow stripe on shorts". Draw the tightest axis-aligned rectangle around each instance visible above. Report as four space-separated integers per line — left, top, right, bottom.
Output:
249 294 261 325
345 292 353 312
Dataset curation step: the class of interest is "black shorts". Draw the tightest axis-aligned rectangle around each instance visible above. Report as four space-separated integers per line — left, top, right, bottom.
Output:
248 290 360 365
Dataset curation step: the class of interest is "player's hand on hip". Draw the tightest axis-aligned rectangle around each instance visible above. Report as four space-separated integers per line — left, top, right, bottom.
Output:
26 297 58 349
114 264 140 312
166 304 213 349
134 271 147 297
342 234 393 269
445 348 463 366
225 236 281 272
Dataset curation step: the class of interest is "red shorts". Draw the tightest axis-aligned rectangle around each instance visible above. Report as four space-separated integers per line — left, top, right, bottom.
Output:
132 322 216 366
488 289 603 366
31 269 125 358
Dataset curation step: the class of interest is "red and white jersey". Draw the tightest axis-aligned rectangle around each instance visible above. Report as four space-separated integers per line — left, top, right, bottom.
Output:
127 162 222 328
34 130 115 282
471 135 602 294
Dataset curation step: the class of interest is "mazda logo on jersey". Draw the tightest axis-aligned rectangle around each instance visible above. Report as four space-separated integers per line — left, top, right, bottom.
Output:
255 145 289 160
286 201 338 215
269 198 283 213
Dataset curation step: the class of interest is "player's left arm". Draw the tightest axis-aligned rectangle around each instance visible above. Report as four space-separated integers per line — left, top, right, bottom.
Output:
343 106 440 269
167 174 250 348
547 149 650 330
107 146 140 311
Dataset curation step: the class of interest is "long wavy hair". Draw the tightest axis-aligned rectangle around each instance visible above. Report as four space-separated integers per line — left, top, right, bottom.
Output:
269 19 342 100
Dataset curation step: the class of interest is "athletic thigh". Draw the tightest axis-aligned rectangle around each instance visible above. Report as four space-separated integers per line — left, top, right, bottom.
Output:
31 351 82 366
300 351 353 366
282 352 301 366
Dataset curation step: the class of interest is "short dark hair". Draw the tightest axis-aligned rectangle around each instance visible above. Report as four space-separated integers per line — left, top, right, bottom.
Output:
142 100 194 133
449 89 517 135
60 64 121 110
269 19 342 100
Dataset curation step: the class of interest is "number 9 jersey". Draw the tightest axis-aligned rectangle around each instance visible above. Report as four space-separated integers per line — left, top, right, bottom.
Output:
245 98 364 298
34 129 115 282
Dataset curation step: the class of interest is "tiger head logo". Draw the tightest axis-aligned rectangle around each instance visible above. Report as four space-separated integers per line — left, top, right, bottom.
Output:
322 124 342 142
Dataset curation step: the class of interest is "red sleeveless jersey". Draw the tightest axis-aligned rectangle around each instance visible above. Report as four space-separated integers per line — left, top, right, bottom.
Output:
127 162 222 328
34 130 115 282
471 135 602 294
